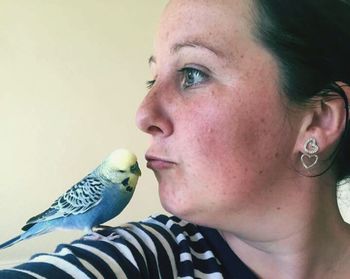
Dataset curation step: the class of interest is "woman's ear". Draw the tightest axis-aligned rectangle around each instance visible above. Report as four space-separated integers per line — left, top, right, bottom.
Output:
293 82 350 161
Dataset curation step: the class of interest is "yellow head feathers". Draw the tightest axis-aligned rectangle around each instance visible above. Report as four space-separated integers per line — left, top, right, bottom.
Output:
99 149 141 188
104 149 138 171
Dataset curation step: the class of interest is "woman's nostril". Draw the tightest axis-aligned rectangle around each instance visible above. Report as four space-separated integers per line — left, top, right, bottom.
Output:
148 125 164 135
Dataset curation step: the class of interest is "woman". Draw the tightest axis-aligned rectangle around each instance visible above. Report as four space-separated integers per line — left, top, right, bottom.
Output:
2 0 350 278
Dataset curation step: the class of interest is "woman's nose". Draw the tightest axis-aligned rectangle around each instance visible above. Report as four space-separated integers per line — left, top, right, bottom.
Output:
136 87 173 137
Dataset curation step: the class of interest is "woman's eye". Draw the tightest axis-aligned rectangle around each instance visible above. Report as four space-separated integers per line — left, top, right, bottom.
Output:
146 79 156 89
145 67 209 90
179 67 208 89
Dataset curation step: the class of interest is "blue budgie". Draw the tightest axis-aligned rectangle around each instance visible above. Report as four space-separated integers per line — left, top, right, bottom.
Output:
0 148 141 250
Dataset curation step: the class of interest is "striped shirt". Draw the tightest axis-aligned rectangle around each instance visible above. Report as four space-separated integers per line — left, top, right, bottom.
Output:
0 214 257 278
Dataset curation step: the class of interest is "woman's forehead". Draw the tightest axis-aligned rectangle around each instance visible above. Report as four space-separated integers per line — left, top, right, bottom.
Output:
154 0 256 61
161 0 253 28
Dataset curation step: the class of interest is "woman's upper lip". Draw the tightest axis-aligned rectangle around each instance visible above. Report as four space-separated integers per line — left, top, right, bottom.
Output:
145 154 176 164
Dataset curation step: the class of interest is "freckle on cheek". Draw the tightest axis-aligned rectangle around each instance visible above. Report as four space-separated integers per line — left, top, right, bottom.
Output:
258 170 264 175
274 152 280 158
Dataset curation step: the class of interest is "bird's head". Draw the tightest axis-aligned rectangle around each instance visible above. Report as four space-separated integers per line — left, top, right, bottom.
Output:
99 149 141 192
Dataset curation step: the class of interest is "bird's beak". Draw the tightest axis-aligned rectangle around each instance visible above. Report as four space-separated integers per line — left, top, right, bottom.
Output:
131 162 142 176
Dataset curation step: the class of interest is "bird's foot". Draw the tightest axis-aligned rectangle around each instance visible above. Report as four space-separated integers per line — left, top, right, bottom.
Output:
104 232 120 241
83 231 120 242
83 232 105 241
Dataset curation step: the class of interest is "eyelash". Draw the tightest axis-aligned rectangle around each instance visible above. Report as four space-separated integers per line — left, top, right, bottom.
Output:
146 67 209 90
146 80 155 89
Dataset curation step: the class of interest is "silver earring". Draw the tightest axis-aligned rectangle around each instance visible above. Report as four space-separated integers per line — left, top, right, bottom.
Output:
301 137 319 169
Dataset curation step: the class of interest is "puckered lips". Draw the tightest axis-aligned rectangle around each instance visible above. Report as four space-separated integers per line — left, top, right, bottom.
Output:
145 154 176 170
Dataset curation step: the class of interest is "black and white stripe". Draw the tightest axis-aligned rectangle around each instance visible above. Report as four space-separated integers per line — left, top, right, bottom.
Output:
0 215 252 278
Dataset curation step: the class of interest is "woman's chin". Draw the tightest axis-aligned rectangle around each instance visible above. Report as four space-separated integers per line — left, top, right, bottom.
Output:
159 188 192 219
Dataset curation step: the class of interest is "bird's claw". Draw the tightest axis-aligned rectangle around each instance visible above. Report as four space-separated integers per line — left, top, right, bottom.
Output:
83 231 120 242
105 232 120 241
83 232 105 241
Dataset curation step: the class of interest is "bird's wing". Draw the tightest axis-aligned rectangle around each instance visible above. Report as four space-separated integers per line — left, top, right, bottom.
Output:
22 174 105 231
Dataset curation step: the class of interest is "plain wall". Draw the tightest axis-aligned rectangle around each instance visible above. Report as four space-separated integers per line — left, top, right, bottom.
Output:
0 0 167 265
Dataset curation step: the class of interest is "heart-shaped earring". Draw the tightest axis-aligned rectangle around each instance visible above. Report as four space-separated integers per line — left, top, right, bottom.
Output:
301 137 319 169
301 153 318 169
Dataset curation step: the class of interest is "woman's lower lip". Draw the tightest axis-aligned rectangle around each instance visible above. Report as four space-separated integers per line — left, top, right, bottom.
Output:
146 160 175 170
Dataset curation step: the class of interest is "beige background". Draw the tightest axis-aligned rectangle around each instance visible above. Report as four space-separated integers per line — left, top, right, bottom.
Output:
0 0 167 265
1 0 350 268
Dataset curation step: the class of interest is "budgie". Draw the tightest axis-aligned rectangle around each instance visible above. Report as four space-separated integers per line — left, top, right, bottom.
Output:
0 148 141 250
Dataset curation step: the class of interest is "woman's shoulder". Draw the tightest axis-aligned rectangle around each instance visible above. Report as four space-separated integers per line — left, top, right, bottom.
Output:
0 214 259 278
92 214 202 246
0 214 226 279
88 214 203 258
47 214 205 278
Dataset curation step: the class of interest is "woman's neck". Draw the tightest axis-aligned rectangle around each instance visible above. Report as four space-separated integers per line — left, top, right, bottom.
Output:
220 178 350 279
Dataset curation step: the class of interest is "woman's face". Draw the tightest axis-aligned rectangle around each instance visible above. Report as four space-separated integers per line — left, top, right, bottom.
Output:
136 0 299 229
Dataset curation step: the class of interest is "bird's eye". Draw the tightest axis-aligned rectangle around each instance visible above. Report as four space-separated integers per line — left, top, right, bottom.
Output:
119 170 126 173
122 178 130 186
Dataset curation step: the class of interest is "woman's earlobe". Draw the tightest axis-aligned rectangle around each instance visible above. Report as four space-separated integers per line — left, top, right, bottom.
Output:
291 96 345 172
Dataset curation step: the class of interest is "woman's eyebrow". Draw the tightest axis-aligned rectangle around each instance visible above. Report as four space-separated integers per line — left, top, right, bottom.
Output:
171 41 222 57
148 40 223 66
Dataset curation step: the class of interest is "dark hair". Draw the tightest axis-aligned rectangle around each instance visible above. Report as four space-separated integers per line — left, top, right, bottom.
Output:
252 0 350 182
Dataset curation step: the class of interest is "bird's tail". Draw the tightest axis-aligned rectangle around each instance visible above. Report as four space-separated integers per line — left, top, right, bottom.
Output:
0 234 23 250
0 224 52 250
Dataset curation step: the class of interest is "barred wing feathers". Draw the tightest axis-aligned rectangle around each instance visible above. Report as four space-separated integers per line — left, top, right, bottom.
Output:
22 174 105 231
